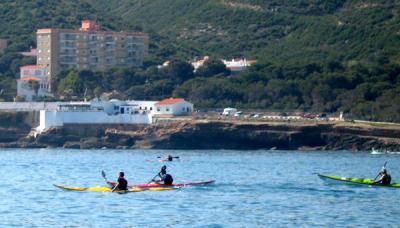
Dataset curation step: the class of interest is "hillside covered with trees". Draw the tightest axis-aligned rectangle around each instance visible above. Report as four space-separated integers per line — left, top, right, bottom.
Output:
0 0 399 121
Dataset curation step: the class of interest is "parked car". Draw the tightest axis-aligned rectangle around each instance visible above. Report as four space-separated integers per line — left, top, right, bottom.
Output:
303 113 317 119
279 112 288 117
234 111 243 117
253 113 261 118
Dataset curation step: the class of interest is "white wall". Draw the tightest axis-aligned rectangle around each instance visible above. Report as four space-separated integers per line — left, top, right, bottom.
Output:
38 110 152 132
129 101 157 113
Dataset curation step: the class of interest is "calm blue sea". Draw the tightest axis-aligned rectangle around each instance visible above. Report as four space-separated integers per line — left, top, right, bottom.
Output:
0 149 399 227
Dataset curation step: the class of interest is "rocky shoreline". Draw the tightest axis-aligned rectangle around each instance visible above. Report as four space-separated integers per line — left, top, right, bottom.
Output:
1 117 400 151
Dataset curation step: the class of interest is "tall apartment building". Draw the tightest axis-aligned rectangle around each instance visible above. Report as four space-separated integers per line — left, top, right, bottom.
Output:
36 20 149 89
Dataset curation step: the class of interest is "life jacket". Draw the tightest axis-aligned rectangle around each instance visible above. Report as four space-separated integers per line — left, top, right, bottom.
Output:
163 174 173 185
117 177 128 190
382 174 391 185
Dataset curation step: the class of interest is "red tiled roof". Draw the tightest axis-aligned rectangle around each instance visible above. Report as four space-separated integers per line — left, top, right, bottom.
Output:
20 65 44 70
156 98 184 105
19 77 40 81
19 49 37 57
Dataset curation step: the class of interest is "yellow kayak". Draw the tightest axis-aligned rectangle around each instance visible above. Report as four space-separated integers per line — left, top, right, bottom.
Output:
53 184 172 193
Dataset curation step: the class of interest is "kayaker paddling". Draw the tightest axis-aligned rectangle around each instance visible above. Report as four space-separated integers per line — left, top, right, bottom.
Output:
374 169 391 185
167 155 173 161
107 172 128 192
152 165 174 185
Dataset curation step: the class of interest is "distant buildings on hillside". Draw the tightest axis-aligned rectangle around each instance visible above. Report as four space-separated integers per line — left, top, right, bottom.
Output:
191 56 256 73
18 20 149 101
159 56 257 73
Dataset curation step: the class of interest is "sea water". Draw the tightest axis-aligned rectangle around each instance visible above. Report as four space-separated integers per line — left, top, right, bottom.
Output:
0 149 399 227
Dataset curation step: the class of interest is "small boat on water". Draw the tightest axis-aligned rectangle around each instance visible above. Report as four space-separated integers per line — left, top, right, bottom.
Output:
317 173 400 188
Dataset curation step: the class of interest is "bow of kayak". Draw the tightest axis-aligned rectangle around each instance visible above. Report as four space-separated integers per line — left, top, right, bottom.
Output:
53 184 172 193
317 173 400 188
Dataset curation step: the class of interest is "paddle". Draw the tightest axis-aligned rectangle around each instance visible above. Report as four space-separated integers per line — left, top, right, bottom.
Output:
148 173 160 184
101 170 108 182
157 156 180 159
374 161 387 181
102 170 115 188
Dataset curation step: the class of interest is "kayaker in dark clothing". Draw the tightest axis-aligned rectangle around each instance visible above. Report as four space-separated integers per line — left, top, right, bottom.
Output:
153 165 173 185
374 169 391 185
108 172 128 191
167 155 173 161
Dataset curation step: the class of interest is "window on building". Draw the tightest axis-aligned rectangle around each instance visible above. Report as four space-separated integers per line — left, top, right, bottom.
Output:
166 107 170 112
150 107 153 111
157 108 160 112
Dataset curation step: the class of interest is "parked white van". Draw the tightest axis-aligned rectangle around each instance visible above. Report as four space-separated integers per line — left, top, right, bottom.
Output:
222 108 238 116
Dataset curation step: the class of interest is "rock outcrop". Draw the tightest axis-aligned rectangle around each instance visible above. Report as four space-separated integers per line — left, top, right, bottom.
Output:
1 120 396 151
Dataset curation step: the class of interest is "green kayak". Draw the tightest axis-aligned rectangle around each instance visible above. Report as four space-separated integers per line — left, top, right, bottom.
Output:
317 173 400 188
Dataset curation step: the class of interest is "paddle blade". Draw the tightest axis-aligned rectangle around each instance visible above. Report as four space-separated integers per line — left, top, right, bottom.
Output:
101 170 107 180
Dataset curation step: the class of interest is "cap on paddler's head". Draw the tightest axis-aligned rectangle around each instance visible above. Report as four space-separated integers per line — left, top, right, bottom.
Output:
119 171 125 177
161 165 167 170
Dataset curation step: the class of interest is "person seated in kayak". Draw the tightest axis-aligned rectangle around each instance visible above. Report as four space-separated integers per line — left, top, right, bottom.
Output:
374 169 391 185
167 155 173 161
108 172 128 191
153 165 174 185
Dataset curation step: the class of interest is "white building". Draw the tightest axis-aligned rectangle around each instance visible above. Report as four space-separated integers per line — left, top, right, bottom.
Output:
132 100 158 112
222 58 256 73
36 98 194 132
190 56 256 73
17 65 52 101
153 98 193 116
37 100 152 133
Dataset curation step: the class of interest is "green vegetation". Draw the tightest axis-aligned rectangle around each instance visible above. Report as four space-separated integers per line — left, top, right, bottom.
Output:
0 0 399 121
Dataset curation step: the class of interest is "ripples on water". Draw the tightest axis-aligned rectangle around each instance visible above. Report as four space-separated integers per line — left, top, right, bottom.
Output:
0 149 399 227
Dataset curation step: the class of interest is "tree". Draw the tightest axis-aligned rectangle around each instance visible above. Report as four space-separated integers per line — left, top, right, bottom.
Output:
195 59 230 78
164 60 194 83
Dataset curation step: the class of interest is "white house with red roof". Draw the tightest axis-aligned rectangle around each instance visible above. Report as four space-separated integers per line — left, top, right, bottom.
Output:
154 98 194 116
17 65 52 101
